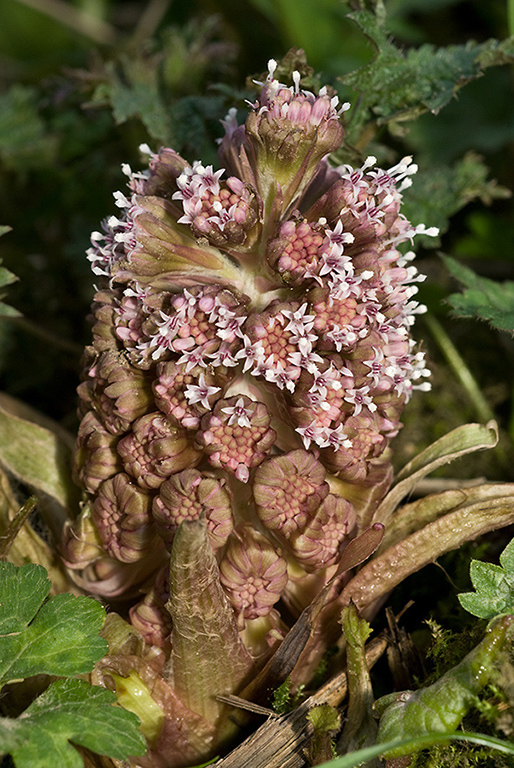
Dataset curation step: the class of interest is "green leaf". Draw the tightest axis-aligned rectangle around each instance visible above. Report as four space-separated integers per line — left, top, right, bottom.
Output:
0 265 17 290
401 152 511 247
342 8 514 142
0 226 20 317
376 421 499 524
0 562 107 684
457 592 501 620
339 605 376 754
0 677 146 768
343 484 514 615
458 537 514 619
92 57 172 144
500 538 514 583
443 255 514 336
374 618 512 756
469 560 508 595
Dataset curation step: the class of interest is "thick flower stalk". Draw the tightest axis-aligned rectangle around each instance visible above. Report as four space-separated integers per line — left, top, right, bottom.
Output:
65 59 436 765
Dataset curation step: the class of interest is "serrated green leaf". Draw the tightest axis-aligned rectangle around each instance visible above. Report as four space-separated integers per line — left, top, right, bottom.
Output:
0 266 17 290
401 152 510 246
342 9 514 143
0 228 20 317
0 677 146 768
0 561 50 634
458 537 514 618
457 592 501 620
0 562 107 684
500 538 514 583
93 57 172 144
443 255 514 336
0 85 58 171
469 560 509 595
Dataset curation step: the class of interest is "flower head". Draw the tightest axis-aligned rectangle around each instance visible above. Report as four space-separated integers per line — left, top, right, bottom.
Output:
253 449 329 536
72 55 436 712
152 469 234 550
92 473 157 563
220 524 288 624
288 493 356 571
117 412 201 490
196 395 276 482
245 61 347 208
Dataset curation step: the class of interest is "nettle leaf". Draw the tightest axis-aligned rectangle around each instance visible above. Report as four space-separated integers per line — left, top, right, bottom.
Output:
401 152 510 247
0 677 146 768
458 537 514 618
0 562 107 684
342 7 514 141
375 618 513 757
443 255 514 336
92 57 172 145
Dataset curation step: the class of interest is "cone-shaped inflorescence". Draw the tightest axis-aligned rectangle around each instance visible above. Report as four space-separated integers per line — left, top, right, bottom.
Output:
65 57 436 753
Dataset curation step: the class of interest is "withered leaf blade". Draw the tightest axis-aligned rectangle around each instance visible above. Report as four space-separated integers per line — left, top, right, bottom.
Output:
341 483 514 614
214 637 387 768
375 421 499 524
338 523 385 574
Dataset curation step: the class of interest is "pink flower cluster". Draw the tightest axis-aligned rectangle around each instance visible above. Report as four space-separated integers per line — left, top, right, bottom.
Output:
67 59 436 651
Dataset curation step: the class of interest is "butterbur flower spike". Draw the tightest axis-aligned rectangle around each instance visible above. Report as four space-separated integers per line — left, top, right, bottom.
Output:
68 55 437 765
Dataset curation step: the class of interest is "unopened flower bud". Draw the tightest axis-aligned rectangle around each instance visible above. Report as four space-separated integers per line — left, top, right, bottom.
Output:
219 524 288 625
89 288 122 353
321 412 388 480
129 565 172 649
60 502 104 570
74 411 122 493
142 146 189 199
152 469 234 550
253 449 329 536
78 349 153 435
288 493 356 571
117 411 201 490
92 473 157 562
196 395 276 482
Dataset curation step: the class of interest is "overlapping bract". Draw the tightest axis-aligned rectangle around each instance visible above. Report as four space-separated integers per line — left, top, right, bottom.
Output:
65 59 435 691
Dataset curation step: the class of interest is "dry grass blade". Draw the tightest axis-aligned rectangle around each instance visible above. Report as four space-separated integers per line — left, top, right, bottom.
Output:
212 636 387 768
